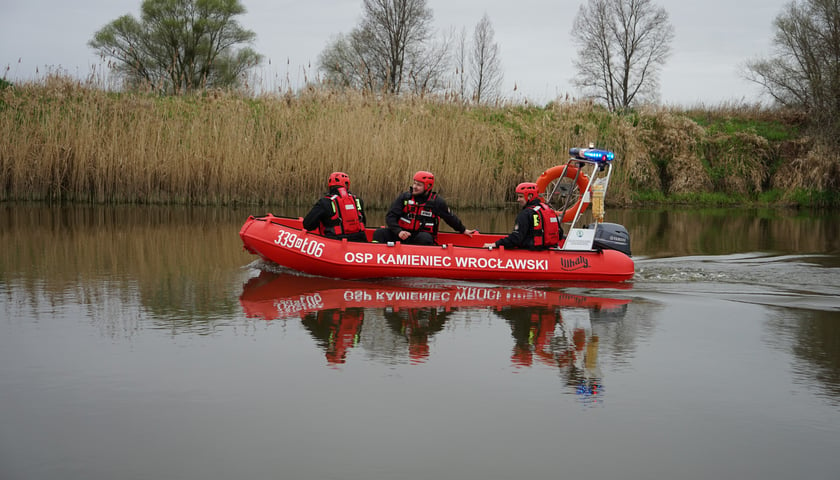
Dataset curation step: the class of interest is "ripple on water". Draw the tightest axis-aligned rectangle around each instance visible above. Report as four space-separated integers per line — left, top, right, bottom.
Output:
633 253 840 312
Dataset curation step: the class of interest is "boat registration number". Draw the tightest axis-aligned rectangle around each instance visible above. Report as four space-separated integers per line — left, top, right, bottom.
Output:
274 230 325 257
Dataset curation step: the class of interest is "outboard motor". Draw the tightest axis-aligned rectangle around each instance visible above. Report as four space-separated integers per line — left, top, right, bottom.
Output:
588 222 631 256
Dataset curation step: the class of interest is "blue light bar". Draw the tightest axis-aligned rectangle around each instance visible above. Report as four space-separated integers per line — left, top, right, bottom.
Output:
582 149 614 162
569 147 615 162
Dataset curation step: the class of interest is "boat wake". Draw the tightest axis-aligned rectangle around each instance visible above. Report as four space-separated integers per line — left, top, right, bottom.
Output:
633 253 840 312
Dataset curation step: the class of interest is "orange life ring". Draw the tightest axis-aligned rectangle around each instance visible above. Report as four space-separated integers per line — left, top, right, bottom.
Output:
535 165 590 223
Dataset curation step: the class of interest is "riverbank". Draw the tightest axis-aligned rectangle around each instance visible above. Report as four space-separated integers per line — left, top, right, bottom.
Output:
2 75 837 208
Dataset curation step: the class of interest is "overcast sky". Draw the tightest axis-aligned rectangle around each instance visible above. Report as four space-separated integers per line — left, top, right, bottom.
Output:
1 0 791 106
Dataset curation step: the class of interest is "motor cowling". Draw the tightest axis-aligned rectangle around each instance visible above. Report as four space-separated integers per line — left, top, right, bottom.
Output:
588 222 631 256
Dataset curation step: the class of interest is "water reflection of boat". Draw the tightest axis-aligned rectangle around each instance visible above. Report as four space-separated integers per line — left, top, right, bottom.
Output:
238 271 632 321
240 271 631 375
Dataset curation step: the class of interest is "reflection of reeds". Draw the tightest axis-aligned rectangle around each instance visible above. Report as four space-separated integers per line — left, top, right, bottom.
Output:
2 77 830 208
0 205 254 324
614 207 839 257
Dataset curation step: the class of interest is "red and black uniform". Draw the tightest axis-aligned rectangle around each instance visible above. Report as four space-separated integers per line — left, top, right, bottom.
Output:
301 309 364 365
510 310 558 367
303 186 367 242
374 191 468 245
492 198 562 250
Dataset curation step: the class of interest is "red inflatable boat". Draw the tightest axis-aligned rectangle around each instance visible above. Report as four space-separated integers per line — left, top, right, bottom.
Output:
240 149 634 283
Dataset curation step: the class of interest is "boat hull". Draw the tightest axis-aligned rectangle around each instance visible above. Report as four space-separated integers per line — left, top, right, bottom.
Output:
239 214 634 282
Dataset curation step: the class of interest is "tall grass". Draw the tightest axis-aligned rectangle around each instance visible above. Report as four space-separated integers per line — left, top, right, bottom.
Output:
1 76 835 208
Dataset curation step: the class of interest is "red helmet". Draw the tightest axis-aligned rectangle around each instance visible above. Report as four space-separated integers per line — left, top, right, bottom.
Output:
413 171 434 191
328 172 350 189
515 182 540 202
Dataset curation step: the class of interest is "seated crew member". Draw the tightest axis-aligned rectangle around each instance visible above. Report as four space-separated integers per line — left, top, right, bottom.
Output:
303 171 367 242
483 182 562 250
373 170 476 245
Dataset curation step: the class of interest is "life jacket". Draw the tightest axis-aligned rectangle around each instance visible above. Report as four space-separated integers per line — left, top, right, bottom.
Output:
319 187 363 236
511 310 556 367
323 309 363 365
527 202 561 248
398 192 439 235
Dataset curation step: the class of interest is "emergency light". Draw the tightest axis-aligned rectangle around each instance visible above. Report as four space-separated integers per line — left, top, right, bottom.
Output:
569 147 615 162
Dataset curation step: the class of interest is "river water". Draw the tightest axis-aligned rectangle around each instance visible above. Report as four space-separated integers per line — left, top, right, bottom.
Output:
1 204 839 480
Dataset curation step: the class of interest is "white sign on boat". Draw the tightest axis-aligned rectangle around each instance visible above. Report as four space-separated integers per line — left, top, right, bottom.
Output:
563 228 596 251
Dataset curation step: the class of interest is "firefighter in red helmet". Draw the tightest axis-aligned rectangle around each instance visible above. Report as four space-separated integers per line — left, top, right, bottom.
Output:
483 182 562 250
373 170 476 245
303 172 367 242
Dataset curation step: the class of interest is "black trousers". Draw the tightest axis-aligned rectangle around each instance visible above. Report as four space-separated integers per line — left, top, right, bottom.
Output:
372 228 434 245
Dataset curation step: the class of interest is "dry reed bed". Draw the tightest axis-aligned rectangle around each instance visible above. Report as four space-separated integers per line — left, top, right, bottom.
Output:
1 78 829 207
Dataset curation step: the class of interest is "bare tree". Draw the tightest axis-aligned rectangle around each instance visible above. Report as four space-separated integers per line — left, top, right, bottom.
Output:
571 0 674 111
319 31 380 91
746 0 840 139
319 0 434 94
470 14 503 105
405 34 452 96
454 27 469 102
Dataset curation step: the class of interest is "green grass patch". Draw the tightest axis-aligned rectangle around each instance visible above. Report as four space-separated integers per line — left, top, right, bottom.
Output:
788 189 840 208
688 115 799 142
631 190 751 206
669 192 744 206
631 190 667 204
756 189 787 205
